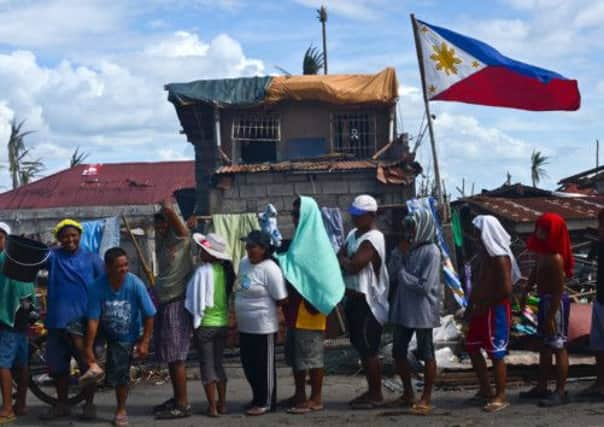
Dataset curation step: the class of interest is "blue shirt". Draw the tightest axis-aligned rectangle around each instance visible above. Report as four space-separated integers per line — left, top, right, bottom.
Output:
87 273 156 343
45 247 104 329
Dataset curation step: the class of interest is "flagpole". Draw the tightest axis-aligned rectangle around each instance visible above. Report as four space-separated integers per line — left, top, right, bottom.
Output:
410 13 444 209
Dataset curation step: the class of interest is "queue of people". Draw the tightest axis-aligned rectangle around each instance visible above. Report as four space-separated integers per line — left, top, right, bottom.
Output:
0 193 598 425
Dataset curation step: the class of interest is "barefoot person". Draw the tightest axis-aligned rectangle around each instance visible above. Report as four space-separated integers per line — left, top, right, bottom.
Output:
520 213 574 407
85 248 156 427
185 233 235 417
277 197 345 414
42 219 104 421
338 195 389 409
0 223 36 423
388 209 441 415
465 215 521 412
152 200 195 419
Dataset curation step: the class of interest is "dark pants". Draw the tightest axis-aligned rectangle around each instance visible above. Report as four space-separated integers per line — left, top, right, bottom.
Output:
239 333 276 410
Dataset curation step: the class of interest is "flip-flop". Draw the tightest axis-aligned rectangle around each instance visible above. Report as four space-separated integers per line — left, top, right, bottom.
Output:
348 392 370 406
112 414 129 427
287 403 324 414
409 403 432 416
205 408 220 418
0 414 16 425
351 400 385 410
483 400 510 413
384 396 414 408
246 406 269 416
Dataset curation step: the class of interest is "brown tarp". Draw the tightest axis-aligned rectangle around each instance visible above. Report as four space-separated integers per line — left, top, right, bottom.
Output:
265 67 398 105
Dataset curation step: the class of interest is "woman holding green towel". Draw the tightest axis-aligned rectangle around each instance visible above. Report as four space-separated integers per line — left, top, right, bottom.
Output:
185 233 235 417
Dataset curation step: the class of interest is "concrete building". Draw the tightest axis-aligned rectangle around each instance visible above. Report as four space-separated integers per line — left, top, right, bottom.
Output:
166 68 421 239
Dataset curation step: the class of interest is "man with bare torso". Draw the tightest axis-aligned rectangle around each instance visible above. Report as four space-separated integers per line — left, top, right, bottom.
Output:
520 213 574 407
465 216 520 412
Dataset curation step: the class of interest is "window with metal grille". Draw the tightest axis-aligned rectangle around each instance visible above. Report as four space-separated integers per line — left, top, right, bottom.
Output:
332 112 377 158
232 113 281 142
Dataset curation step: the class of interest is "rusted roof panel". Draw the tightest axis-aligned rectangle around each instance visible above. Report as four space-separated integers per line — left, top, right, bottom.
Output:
461 196 604 223
215 159 391 174
0 161 195 210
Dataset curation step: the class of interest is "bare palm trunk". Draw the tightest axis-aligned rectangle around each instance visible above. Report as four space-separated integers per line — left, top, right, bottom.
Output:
322 21 327 74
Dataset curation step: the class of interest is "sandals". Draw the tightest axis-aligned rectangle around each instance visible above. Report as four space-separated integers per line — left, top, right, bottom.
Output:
153 398 176 414
483 400 510 413
384 395 414 408
287 402 324 414
350 399 385 410
0 414 16 425
246 406 270 416
79 364 105 387
155 404 192 419
112 414 129 427
409 402 432 416
538 392 569 407
519 387 549 400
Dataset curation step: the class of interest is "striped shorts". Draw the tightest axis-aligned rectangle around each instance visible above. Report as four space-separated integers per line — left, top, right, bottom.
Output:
154 299 193 363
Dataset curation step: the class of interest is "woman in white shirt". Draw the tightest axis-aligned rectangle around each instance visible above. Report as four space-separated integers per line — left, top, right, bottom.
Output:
235 230 287 416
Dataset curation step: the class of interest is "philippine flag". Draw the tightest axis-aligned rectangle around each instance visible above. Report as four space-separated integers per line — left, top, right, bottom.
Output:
415 19 581 111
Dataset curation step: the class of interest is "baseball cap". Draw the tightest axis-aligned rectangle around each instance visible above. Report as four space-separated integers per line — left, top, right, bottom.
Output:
0 222 11 236
348 194 378 216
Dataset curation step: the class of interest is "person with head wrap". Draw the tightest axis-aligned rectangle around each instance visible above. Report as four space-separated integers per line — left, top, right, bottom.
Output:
388 209 441 415
41 219 104 421
465 215 520 413
235 230 287 416
519 213 573 407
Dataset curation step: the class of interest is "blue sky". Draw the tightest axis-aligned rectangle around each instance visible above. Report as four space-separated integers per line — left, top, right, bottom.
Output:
0 0 602 196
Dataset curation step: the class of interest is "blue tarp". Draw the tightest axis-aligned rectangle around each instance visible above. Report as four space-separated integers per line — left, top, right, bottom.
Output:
166 76 273 107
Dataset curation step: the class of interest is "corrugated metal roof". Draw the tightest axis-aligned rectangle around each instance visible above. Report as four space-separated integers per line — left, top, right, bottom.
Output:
461 196 604 223
0 161 195 210
215 159 389 174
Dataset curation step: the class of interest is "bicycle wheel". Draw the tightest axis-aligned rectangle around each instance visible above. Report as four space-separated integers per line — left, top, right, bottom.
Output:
27 334 87 406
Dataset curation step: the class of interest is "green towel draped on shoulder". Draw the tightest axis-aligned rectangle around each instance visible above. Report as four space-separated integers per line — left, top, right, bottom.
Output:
0 252 35 327
275 196 345 315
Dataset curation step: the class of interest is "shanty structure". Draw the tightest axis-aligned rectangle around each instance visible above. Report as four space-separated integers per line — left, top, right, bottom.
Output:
558 165 604 196
165 68 421 237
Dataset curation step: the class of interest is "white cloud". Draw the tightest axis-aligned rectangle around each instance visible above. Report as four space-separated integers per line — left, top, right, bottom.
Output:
0 0 124 47
0 30 264 187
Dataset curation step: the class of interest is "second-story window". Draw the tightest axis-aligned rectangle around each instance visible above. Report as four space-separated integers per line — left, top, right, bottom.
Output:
332 111 377 159
232 112 281 163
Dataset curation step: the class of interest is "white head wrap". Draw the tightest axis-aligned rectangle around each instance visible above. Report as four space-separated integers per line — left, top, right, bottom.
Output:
472 215 522 284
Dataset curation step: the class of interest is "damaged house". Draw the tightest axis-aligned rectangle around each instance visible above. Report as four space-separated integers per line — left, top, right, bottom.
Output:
165 68 421 238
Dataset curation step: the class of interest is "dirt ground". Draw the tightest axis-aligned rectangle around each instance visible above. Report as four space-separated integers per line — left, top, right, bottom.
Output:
12 365 604 427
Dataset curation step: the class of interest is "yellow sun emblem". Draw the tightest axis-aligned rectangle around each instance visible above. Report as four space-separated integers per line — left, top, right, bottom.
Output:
430 42 462 76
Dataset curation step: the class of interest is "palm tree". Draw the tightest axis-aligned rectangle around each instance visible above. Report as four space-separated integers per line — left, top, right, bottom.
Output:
316 5 328 74
7 119 40 189
530 150 549 188
303 45 324 75
70 146 90 167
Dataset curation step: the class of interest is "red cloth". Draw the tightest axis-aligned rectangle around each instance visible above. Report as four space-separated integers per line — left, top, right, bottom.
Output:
526 213 574 278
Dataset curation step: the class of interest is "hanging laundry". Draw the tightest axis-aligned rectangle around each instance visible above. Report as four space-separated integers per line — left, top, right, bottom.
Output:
321 207 344 253
81 220 104 254
210 213 260 274
258 204 282 248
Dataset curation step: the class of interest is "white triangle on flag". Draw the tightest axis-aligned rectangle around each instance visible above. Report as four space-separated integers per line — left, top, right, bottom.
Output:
417 23 486 98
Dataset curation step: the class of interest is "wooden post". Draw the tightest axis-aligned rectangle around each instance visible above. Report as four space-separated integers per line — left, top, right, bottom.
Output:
122 215 155 287
410 14 445 213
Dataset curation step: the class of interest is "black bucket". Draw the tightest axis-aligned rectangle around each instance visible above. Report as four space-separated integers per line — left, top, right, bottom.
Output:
3 235 50 282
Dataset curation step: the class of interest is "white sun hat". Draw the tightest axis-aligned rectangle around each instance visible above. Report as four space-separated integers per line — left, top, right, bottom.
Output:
192 233 232 261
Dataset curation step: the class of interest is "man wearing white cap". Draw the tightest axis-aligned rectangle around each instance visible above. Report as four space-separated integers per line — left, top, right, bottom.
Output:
338 195 389 409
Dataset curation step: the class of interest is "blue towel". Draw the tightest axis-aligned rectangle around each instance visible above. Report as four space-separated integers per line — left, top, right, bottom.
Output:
81 217 121 256
320 207 344 252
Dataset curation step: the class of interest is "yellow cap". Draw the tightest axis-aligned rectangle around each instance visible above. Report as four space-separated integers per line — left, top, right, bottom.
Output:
53 219 83 239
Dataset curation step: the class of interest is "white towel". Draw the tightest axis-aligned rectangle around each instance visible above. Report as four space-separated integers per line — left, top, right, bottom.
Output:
185 263 215 329
472 215 522 284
